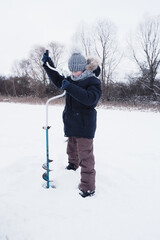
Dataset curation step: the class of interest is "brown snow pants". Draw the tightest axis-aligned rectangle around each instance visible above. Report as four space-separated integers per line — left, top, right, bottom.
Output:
67 137 96 192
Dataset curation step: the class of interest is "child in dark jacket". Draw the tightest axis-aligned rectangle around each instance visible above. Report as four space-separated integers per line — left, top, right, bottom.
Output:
42 51 102 197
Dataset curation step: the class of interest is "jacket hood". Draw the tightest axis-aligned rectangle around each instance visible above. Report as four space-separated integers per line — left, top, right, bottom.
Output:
85 58 99 71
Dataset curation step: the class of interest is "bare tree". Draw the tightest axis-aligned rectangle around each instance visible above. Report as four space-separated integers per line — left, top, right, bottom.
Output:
12 59 31 78
72 23 92 57
94 20 121 100
29 46 47 86
11 60 32 96
72 20 121 101
12 48 47 97
130 15 160 98
10 43 65 97
47 41 64 67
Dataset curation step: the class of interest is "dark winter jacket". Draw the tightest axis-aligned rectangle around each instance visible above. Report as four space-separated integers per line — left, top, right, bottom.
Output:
43 60 102 138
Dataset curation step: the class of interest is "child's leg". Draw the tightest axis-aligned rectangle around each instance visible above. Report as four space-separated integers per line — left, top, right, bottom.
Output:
77 138 96 192
66 137 80 169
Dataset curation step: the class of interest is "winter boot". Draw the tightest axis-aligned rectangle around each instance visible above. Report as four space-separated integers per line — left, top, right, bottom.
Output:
66 163 76 171
79 190 95 198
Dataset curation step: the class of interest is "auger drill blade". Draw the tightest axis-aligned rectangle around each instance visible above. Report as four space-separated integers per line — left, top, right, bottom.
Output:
42 163 52 171
42 172 53 182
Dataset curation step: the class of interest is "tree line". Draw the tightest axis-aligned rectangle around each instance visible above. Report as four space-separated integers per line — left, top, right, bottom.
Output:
0 15 160 103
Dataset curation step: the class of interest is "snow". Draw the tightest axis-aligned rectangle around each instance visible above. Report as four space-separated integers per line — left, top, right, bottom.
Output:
0 102 160 240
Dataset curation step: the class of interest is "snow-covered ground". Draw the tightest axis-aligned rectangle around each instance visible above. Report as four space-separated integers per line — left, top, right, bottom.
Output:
0 102 160 240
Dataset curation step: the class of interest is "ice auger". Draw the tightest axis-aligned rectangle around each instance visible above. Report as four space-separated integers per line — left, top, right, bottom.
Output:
42 91 65 188
42 50 65 188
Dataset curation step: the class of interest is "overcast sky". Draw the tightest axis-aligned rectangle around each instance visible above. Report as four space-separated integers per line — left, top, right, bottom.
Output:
0 0 160 77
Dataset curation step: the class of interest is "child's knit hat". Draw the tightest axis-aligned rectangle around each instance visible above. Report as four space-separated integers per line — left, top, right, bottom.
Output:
68 52 87 72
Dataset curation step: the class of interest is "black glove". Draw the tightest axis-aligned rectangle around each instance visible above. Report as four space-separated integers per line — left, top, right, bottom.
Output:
42 51 55 68
61 79 70 90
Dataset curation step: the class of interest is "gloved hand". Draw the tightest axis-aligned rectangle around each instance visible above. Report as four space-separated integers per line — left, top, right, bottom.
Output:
42 52 55 68
61 79 70 90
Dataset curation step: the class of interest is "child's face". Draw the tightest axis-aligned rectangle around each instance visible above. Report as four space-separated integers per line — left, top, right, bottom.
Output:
72 71 83 77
